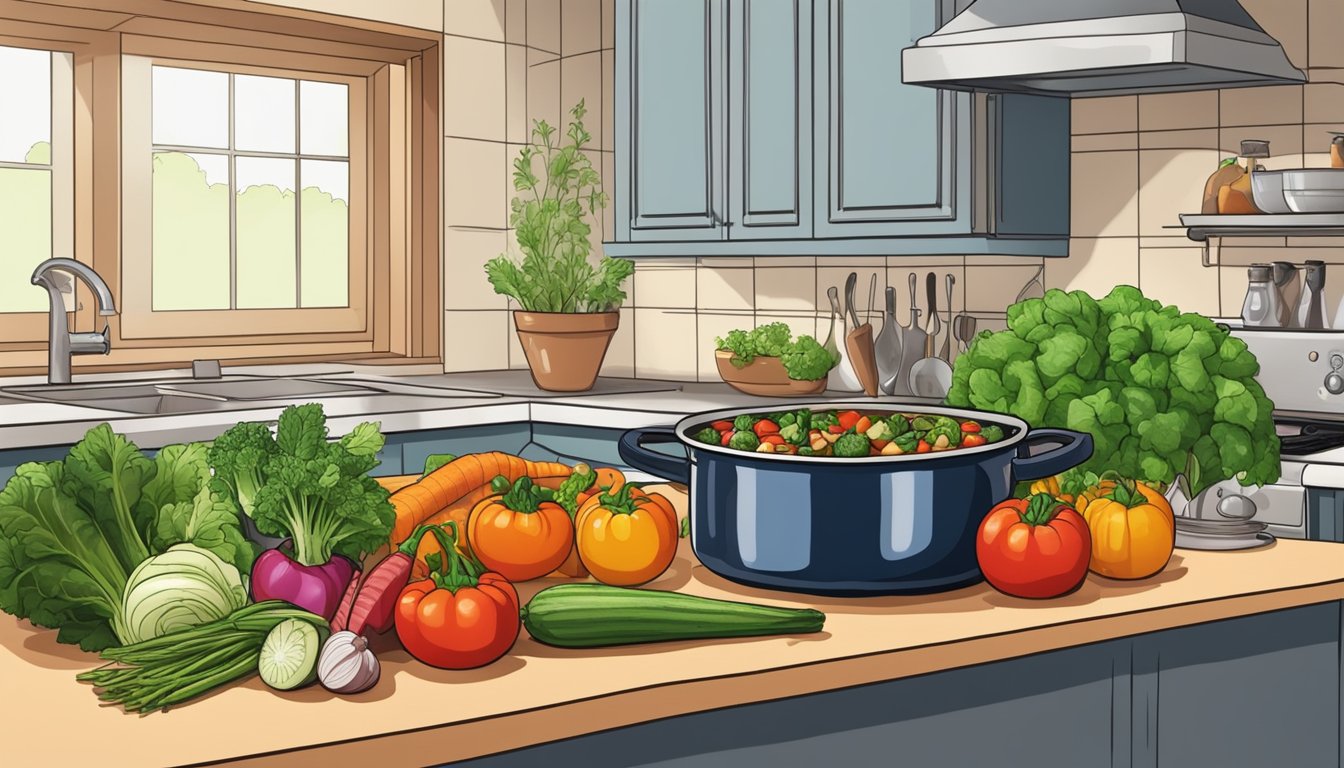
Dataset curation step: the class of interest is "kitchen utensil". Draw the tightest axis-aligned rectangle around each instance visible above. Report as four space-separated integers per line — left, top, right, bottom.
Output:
1249 170 1291 214
1296 260 1328 330
1240 264 1282 328
1272 261 1300 327
953 313 976 354
1282 169 1344 213
843 272 879 397
874 286 903 395
895 273 927 397
1174 518 1273 551
909 356 953 399
867 273 877 325
1216 493 1257 521
938 273 955 361
619 405 1093 596
1014 264 1046 304
823 286 862 392
924 272 941 357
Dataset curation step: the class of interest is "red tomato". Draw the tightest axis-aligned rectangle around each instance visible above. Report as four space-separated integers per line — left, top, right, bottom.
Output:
827 425 846 435
720 431 734 446
961 421 981 433
872 438 890 450
711 420 734 432
976 494 1091 599
837 411 862 431
962 434 988 448
916 439 932 453
761 434 785 446
753 420 780 438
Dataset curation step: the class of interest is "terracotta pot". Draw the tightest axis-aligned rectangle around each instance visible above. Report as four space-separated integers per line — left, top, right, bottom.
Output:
714 350 826 397
514 311 619 392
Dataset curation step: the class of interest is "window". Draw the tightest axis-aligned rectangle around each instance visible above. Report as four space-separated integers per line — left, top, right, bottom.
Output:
0 44 71 328
149 66 350 311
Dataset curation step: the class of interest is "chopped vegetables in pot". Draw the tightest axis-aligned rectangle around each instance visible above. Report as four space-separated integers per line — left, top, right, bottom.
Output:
694 409 1014 458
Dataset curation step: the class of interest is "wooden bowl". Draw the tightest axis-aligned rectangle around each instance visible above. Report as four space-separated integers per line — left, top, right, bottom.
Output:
715 350 826 397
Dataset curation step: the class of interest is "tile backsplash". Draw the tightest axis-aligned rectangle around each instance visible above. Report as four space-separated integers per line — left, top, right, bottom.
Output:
442 0 1344 382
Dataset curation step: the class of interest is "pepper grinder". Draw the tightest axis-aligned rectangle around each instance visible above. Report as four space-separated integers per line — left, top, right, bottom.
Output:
1271 261 1299 327
1297 260 1328 330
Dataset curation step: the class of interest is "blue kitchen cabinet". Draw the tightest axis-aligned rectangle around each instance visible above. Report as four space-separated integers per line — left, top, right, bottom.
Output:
610 0 1070 257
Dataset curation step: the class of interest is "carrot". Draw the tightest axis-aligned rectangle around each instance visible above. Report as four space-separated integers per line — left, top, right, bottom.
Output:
388 452 571 545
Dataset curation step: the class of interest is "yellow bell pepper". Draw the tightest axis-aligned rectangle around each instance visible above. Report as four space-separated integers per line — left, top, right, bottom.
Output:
1079 479 1174 580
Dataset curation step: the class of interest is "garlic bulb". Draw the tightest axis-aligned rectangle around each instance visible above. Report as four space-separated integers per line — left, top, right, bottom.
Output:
318 630 381 694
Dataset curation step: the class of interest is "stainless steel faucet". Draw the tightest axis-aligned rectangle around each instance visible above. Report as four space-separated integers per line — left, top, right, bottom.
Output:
31 258 117 384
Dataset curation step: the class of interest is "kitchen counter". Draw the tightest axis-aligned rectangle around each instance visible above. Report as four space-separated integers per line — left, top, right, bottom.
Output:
6 485 1344 768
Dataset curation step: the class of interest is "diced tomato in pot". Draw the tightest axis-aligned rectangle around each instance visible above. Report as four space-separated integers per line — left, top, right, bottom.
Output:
720 431 734 446
872 439 890 450
916 439 932 454
837 411 862 431
854 416 872 434
962 434 988 448
827 424 845 434
761 434 785 446
961 421 981 433
711 420 734 432
753 420 780 438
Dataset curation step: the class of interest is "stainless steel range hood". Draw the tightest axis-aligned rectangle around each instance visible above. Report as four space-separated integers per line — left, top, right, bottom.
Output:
902 0 1305 97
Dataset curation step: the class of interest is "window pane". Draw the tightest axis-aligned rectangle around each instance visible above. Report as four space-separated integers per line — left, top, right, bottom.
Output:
300 160 349 307
153 66 228 148
0 46 50 164
236 156 296 309
299 80 348 156
0 167 51 312
152 152 230 310
235 75 296 153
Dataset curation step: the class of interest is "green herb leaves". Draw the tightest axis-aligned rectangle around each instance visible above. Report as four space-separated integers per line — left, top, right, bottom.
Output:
715 323 839 381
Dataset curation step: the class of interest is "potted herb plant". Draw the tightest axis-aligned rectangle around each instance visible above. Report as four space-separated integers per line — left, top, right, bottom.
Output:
485 100 633 392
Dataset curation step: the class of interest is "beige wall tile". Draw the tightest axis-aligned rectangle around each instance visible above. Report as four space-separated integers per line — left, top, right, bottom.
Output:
634 309 697 380
1310 0 1344 68
445 310 510 372
965 263 1042 313
446 0 506 41
1243 0 1307 69
698 266 754 310
1138 247 1221 315
753 312 818 341
600 306 635 377
527 0 561 54
1137 148 1219 237
815 266 884 317
1305 82 1344 124
444 37 506 140
1048 238 1139 297
601 151 615 241
1138 90 1218 131
505 45 528 143
888 255 962 268
761 257 816 267
527 59 560 133
1073 133 1138 152
1071 151 1138 237
445 138 508 228
602 49 615 153
1219 267 1246 320
561 52 603 149
506 0 527 44
502 142 527 219
506 307 528 369
1071 95 1137 135
1219 85 1304 127
1138 128 1219 151
561 0 602 56
755 266 817 312
1218 124 1304 168
444 227 508 310
602 0 614 48
696 311 752 382
633 262 695 308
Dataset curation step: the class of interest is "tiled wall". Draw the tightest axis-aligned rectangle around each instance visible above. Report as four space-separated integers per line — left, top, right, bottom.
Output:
1063 0 1344 322
442 0 1344 382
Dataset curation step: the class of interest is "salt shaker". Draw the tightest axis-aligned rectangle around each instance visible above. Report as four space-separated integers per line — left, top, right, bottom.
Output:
1240 264 1282 328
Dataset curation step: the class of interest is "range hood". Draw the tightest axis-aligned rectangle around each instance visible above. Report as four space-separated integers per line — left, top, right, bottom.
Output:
902 0 1305 97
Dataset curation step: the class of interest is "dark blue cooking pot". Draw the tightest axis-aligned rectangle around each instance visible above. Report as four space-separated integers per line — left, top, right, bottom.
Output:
619 403 1092 596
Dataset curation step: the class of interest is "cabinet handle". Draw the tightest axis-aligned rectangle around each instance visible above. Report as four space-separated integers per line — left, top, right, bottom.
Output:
710 211 733 228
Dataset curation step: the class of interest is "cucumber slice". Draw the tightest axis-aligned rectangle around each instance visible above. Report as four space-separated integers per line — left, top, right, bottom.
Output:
258 618 327 691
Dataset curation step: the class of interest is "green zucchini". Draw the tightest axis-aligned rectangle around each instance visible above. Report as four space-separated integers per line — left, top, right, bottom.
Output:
521 583 826 648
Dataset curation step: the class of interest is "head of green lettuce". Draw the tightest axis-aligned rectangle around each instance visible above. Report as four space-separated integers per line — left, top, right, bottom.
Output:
945 285 1280 498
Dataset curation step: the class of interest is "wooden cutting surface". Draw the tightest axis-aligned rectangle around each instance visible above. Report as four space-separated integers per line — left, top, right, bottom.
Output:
5 476 1344 767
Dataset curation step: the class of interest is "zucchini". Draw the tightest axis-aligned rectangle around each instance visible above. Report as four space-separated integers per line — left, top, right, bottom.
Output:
521 584 825 648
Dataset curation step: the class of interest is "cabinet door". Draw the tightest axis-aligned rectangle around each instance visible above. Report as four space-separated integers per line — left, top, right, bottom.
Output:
616 0 725 242
726 0 812 239
813 0 971 237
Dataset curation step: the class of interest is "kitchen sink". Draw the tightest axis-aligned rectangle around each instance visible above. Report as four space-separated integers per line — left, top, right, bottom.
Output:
0 383 234 415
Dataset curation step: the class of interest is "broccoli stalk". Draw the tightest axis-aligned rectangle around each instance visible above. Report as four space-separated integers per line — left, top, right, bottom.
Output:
206 421 277 519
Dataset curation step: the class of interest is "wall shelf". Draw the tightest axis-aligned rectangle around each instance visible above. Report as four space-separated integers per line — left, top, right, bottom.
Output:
1180 213 1344 242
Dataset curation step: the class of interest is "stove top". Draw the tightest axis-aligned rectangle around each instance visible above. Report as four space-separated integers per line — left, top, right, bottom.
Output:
1278 421 1344 458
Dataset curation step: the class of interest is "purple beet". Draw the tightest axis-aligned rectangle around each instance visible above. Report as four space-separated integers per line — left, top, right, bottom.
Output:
251 548 356 620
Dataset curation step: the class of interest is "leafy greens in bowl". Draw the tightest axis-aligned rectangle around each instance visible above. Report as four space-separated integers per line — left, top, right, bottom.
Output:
716 322 838 382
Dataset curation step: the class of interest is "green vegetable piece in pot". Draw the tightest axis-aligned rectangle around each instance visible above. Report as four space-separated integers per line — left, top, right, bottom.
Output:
798 446 816 456
733 414 757 432
728 431 761 452
833 433 871 458
925 416 963 448
864 420 895 442
894 432 920 453
779 422 806 446
981 425 1005 443
693 427 721 445
910 415 938 432
776 412 797 428
887 416 911 437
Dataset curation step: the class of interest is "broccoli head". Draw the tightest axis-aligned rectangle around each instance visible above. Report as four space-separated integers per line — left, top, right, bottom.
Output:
728 431 760 452
693 427 720 445
781 335 837 381
833 432 871 458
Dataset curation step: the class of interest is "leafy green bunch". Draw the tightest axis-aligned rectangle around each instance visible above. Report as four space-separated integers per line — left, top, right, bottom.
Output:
0 427 254 651
945 285 1279 496
485 99 633 313
717 322 838 381
209 403 394 567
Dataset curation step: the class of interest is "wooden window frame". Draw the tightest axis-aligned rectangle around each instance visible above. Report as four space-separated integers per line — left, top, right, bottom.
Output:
0 2 441 372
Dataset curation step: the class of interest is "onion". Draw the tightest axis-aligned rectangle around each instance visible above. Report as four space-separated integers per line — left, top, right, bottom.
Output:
318 630 381 694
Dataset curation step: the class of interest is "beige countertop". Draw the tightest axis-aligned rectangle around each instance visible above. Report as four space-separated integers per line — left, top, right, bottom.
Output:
5 480 1344 768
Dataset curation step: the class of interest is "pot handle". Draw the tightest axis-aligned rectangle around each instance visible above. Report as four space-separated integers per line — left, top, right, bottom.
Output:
1011 428 1094 482
618 427 692 485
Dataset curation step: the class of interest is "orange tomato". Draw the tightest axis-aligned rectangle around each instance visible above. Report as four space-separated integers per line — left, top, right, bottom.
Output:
467 478 574 582
576 486 678 586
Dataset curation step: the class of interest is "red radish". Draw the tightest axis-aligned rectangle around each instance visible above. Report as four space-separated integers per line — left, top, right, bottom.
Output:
330 569 363 633
348 523 443 635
